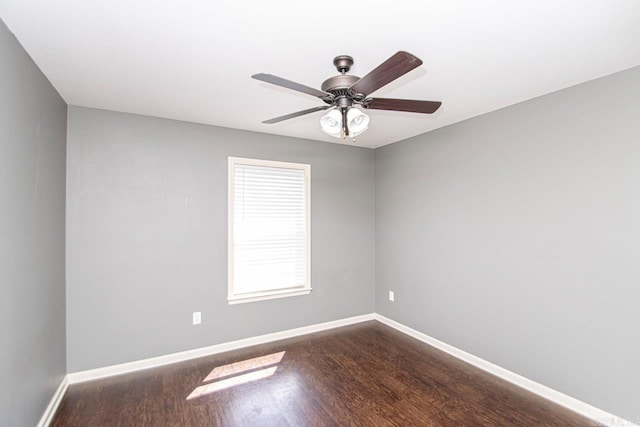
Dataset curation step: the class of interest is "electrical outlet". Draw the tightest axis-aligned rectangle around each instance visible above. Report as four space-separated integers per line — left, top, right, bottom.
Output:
192 311 201 325
389 291 395 302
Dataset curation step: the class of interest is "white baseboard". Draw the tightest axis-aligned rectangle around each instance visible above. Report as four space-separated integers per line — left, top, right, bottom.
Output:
67 313 375 384
37 375 68 427
374 314 637 427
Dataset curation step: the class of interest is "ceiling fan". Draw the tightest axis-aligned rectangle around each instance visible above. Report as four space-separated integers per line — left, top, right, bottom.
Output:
252 51 441 140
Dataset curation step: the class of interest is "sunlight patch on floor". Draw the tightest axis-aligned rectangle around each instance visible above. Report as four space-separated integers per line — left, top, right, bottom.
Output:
204 351 285 382
187 351 285 401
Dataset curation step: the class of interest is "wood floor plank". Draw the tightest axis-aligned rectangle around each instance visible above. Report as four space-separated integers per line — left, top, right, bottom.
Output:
51 321 598 426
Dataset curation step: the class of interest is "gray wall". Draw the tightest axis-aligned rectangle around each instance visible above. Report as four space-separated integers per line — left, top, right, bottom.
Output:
66 106 375 372
376 65 640 417
0 20 67 427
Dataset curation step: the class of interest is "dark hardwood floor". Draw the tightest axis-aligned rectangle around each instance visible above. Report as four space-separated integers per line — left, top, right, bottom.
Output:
51 321 596 426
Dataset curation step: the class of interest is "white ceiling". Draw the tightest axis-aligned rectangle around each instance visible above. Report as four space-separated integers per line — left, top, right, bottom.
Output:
1 1 640 148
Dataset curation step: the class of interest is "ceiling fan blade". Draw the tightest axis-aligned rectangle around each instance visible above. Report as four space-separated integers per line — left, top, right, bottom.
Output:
252 73 331 100
349 51 423 97
262 106 331 124
365 98 442 114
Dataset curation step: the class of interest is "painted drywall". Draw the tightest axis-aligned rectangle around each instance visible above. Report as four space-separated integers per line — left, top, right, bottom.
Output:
66 106 375 372
0 19 67 427
375 65 640 418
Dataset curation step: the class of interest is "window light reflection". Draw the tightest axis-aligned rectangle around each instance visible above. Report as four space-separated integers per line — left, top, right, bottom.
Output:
187 366 278 400
204 351 285 382
187 351 285 401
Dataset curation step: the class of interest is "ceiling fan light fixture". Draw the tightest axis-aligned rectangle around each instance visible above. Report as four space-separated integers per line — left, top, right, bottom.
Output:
347 107 369 136
320 108 343 138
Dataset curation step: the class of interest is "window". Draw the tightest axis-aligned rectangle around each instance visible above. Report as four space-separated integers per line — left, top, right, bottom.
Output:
228 157 311 304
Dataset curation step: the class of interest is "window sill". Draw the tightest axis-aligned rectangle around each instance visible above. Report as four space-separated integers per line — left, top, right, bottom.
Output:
228 288 311 305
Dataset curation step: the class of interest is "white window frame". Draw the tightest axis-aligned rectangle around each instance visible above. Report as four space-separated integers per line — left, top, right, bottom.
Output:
228 156 311 304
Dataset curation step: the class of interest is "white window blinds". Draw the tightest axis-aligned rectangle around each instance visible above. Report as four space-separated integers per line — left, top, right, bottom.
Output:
228 158 310 303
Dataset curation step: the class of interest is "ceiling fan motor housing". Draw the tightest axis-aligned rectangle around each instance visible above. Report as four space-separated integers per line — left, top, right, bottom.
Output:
321 75 360 95
321 55 363 105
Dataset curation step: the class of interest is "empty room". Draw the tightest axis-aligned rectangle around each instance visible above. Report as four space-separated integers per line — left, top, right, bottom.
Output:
1 1 639 426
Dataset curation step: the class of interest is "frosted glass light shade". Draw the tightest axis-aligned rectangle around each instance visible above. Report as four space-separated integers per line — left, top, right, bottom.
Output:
320 109 342 137
347 108 369 136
